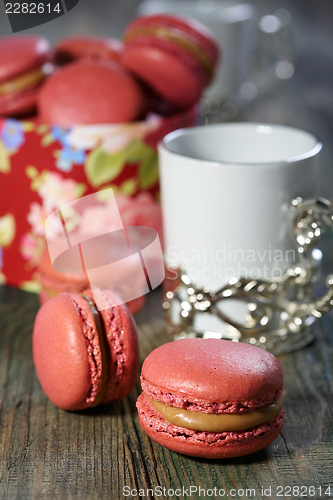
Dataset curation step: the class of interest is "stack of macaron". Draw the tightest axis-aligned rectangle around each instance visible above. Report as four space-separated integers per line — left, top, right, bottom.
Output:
121 14 219 111
0 35 53 117
0 13 219 121
0 15 219 312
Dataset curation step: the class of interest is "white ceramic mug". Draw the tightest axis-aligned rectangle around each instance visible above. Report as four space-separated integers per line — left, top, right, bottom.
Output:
159 123 322 291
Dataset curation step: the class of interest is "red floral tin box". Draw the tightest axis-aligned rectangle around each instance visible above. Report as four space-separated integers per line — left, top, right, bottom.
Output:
0 107 198 291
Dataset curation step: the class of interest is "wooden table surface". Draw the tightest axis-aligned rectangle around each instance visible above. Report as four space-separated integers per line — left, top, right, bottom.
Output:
0 285 333 500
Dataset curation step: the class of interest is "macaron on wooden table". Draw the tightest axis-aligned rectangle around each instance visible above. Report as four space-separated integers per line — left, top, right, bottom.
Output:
0 284 332 499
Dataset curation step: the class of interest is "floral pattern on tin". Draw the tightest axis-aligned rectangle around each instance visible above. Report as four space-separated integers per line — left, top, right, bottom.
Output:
21 171 87 264
0 213 16 284
0 120 29 174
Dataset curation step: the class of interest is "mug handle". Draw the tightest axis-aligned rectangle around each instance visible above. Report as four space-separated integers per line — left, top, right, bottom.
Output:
163 197 333 354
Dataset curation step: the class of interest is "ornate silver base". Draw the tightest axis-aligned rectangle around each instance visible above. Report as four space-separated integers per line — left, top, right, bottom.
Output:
163 198 333 355
172 325 315 356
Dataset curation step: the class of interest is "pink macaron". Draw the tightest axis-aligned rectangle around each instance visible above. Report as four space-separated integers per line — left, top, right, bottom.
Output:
54 36 123 65
121 14 219 109
33 288 140 411
0 35 53 117
137 338 284 458
38 59 145 125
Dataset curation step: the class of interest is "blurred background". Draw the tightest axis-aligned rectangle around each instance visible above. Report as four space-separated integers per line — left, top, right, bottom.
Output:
0 0 332 197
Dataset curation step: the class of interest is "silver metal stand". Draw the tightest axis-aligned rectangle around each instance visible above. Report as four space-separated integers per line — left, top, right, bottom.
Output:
163 198 333 355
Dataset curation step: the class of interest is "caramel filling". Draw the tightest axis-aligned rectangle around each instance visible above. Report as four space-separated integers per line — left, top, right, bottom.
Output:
152 396 283 432
124 26 214 78
82 295 109 407
0 68 46 97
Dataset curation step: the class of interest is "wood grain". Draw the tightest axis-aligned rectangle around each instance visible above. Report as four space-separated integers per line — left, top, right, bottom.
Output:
0 285 333 500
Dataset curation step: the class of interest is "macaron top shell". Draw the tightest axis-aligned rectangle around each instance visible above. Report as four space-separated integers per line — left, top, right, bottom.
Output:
38 60 144 125
141 338 283 413
54 36 123 65
0 35 52 84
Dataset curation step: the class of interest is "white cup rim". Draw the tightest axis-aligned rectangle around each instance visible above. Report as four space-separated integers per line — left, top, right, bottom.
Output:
160 123 322 167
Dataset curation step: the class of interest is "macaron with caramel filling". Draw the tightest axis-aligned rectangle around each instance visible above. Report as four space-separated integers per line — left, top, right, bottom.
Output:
136 338 284 458
0 35 53 116
121 14 219 109
33 288 139 410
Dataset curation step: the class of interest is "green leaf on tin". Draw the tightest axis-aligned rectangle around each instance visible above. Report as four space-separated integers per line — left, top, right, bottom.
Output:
25 165 39 179
126 139 155 164
0 213 15 247
121 178 137 196
0 140 10 174
84 147 126 188
41 133 54 147
139 154 159 190
22 121 35 133
36 125 49 135
31 170 48 192
96 185 119 202
20 280 41 293
74 183 87 199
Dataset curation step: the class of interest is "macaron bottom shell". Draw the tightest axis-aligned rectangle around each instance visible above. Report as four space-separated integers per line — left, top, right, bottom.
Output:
136 393 284 459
